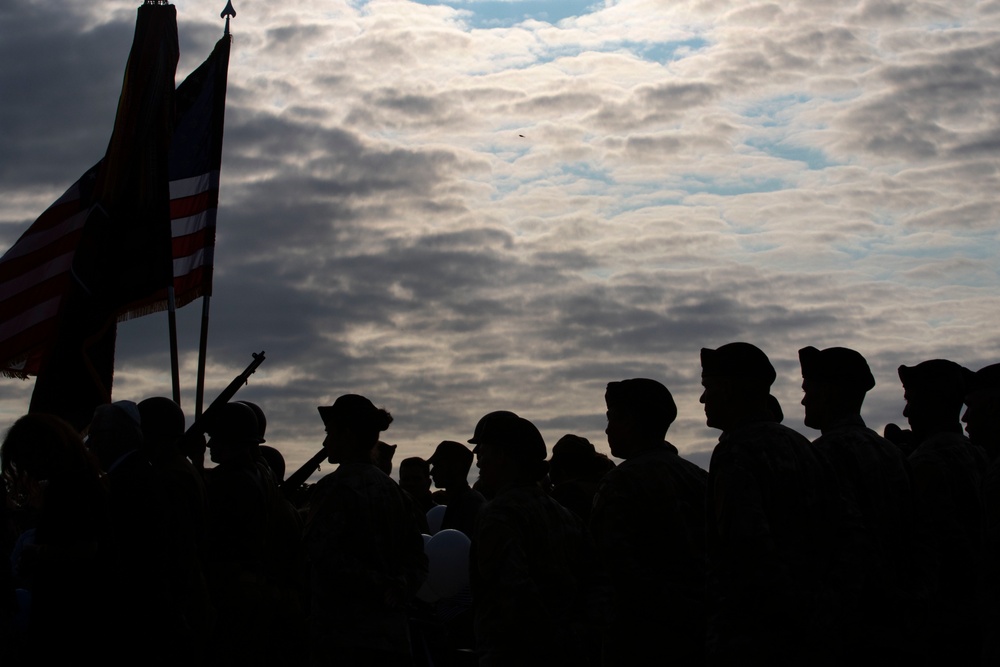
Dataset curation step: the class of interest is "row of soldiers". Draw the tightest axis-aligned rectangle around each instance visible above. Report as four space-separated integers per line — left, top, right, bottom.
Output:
1 341 999 666
432 342 1000 666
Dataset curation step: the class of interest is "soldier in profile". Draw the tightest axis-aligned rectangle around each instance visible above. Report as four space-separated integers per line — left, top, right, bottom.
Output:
303 394 427 667
589 378 707 666
399 456 438 515
900 359 988 665
700 342 848 666
799 346 922 662
202 401 272 667
468 411 603 667
428 440 485 538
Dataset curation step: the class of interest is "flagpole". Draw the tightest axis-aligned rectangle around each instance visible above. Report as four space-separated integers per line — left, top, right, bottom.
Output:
195 2 236 420
167 285 182 405
195 294 210 420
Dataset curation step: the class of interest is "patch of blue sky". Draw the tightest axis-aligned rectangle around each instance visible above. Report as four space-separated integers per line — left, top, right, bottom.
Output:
560 161 615 186
878 238 995 265
408 0 601 28
482 38 708 73
478 141 532 163
830 242 875 263
613 38 709 65
681 176 787 197
737 237 780 253
490 177 525 200
741 94 813 127
603 195 685 219
745 138 834 171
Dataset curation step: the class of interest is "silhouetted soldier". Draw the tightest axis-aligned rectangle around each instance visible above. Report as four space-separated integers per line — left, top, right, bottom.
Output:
137 396 214 663
966 363 1000 665
202 401 271 667
1 414 110 664
468 411 604 667
701 342 849 667
423 441 485 658
303 394 427 667
400 456 438 514
548 434 610 522
238 401 308 667
896 360 987 665
962 364 1000 667
799 346 924 663
428 441 486 538
964 363 1000 460
375 440 398 476
900 359 988 666
590 378 707 667
87 400 183 665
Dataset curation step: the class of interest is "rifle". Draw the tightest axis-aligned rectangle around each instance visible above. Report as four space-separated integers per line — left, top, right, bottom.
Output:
281 446 327 500
184 350 266 440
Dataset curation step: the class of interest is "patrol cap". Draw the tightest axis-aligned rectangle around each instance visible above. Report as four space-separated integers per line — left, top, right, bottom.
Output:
898 359 972 404
798 346 876 393
318 394 388 432
967 363 1000 395
701 342 776 387
550 434 597 475
552 434 595 458
605 378 678 428
468 411 546 462
427 440 473 467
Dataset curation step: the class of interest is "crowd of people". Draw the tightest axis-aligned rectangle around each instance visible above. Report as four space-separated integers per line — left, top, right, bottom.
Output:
1 340 999 667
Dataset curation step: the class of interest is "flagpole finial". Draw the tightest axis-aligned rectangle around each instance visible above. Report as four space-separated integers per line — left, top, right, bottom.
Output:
221 0 236 36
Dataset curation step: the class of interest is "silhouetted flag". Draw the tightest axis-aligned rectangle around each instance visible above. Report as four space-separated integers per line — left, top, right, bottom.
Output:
0 16 232 421
124 32 232 317
0 3 180 428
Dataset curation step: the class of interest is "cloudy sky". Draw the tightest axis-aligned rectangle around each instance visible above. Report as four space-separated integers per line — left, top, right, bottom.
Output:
2 0 999 474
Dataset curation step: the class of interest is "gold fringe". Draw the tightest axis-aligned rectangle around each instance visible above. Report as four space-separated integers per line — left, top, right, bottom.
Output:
1 352 32 379
116 285 207 323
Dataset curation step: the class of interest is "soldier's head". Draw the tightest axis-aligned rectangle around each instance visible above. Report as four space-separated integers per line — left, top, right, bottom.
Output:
468 411 547 496
235 400 267 442
2 414 96 508
374 441 397 476
137 396 185 454
399 456 432 497
700 342 775 432
318 394 393 465
604 378 676 459
206 401 264 465
428 440 473 489
798 346 875 431
87 400 144 471
963 363 1000 456
898 359 970 440
259 445 286 482
549 434 598 485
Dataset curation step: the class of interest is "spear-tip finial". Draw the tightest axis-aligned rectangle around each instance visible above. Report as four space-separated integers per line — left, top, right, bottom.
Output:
221 0 236 36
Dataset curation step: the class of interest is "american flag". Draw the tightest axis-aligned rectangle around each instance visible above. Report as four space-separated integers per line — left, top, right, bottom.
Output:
0 34 230 378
